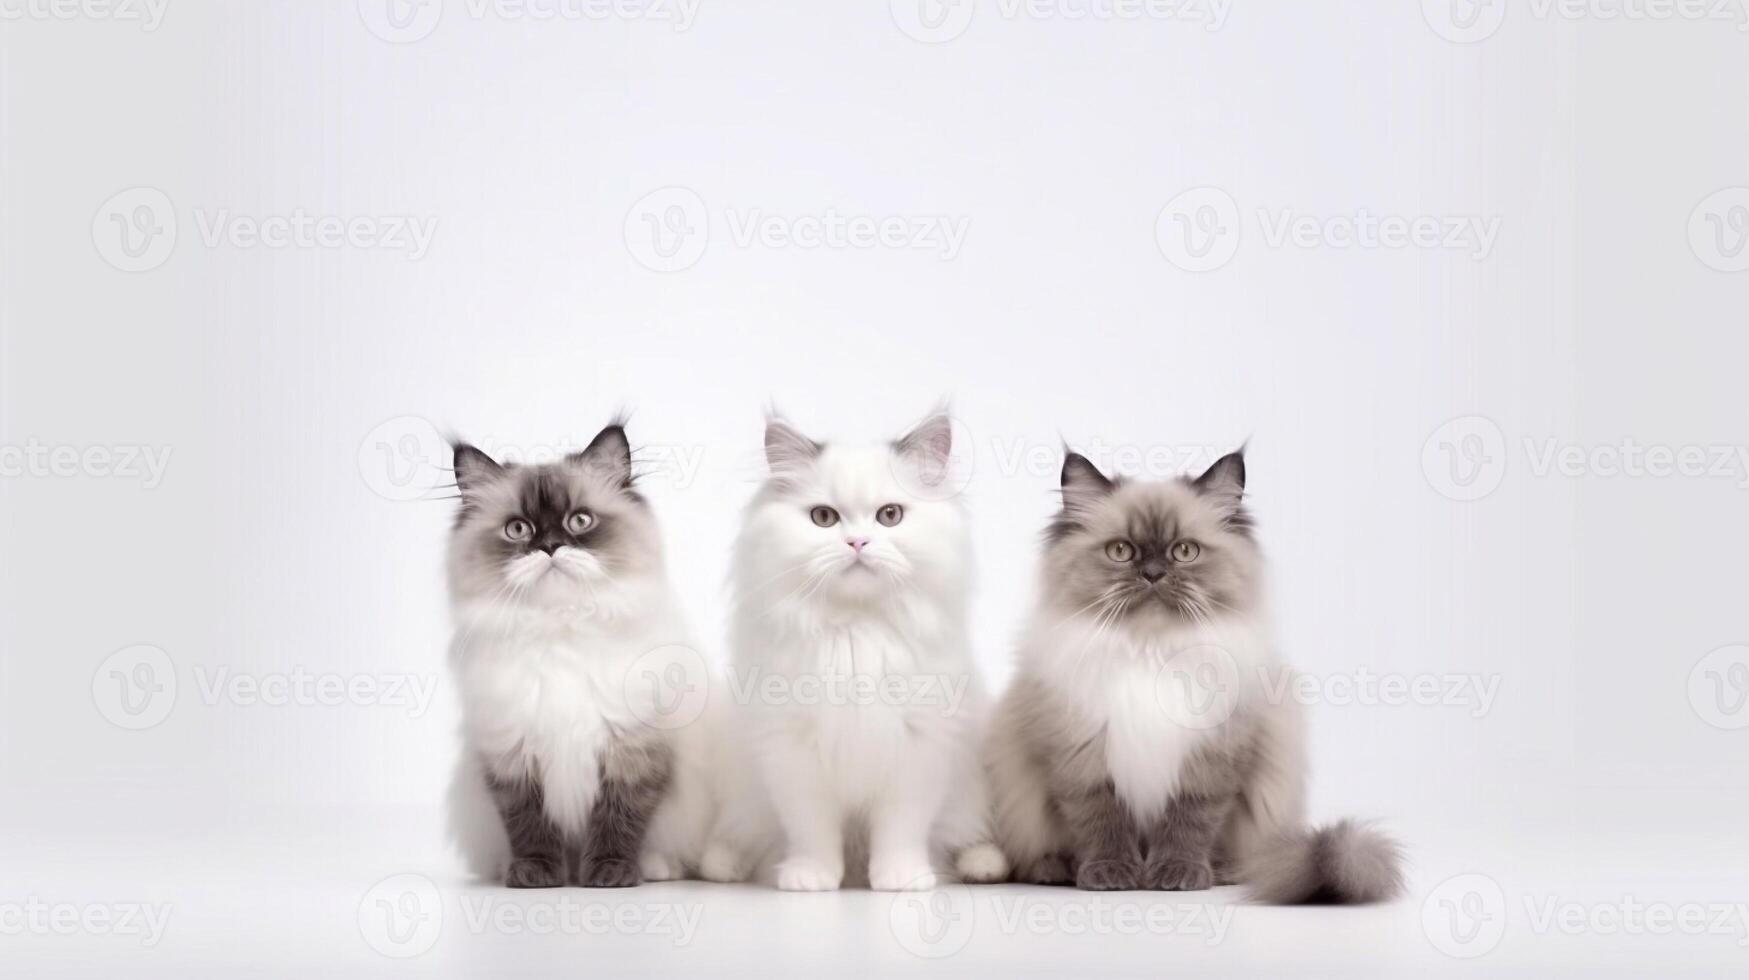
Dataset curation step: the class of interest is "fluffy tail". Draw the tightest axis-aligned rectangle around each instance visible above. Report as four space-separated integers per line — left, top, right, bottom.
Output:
1241 819 1404 904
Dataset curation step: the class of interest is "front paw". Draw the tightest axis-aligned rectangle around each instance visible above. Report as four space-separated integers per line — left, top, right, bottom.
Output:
639 851 684 882
869 857 938 892
776 856 843 892
576 858 641 888
1144 857 1214 891
505 857 565 888
1075 857 1142 891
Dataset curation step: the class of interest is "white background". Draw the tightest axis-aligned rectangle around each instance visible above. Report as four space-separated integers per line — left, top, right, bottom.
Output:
3 0 1747 976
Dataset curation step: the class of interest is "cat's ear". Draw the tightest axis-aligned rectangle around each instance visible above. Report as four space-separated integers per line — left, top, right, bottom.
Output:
452 442 505 504
894 412 953 488
1060 452 1115 511
764 416 822 472
572 423 634 488
1192 450 1247 515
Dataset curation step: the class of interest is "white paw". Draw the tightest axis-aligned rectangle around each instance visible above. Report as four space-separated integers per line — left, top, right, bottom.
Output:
639 852 684 882
868 859 939 892
953 843 1009 883
699 842 748 883
776 856 843 892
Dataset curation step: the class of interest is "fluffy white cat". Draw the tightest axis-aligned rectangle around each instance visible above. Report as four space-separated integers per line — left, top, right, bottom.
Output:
724 413 1007 891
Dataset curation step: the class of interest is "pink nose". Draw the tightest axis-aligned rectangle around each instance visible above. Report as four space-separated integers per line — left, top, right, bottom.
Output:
846 537 869 553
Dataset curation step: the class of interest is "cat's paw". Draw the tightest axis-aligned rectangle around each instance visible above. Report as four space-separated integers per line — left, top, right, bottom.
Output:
775 856 843 892
1021 854 1072 885
504 857 565 889
1143 857 1214 891
639 852 685 882
869 858 939 892
576 858 641 888
698 842 749 883
953 843 1009 884
1075 857 1143 891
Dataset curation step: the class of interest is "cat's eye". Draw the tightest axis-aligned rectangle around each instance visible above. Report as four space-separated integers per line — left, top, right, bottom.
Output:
1105 540 1135 562
1171 540 1201 563
810 506 840 528
565 511 595 534
876 504 904 527
504 518 534 542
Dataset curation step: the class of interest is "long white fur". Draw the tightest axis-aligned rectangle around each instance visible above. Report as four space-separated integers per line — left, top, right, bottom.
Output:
726 420 1006 891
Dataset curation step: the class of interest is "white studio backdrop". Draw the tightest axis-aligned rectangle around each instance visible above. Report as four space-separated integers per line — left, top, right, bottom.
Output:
1 2 1746 977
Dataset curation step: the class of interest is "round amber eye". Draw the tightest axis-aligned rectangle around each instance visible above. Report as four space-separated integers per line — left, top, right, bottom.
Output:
504 518 533 542
565 511 595 534
1105 540 1135 562
876 504 904 527
1171 540 1201 562
810 506 840 528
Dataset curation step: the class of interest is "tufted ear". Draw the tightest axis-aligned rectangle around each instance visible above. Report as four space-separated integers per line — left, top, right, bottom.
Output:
894 412 953 488
1060 451 1115 512
571 422 633 488
452 442 505 506
764 415 822 472
1192 450 1246 516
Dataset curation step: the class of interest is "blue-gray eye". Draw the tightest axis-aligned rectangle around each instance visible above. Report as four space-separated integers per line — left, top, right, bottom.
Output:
1171 540 1201 562
504 518 533 542
1105 540 1135 562
810 506 840 528
877 504 904 527
566 511 595 534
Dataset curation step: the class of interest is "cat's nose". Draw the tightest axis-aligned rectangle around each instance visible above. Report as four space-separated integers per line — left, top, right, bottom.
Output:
537 539 564 556
1139 562 1167 583
846 537 869 553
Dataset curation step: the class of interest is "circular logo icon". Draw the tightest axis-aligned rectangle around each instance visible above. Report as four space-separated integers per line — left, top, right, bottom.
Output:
92 644 177 731
1155 187 1240 272
890 0 976 43
1421 872 1506 958
359 0 443 43
625 644 711 731
1421 0 1506 44
624 187 709 272
1689 644 1749 731
889 414 976 503
1152 643 1241 730
93 187 177 273
359 873 443 957
359 415 450 502
888 880 975 959
1687 188 1749 273
1421 415 1506 502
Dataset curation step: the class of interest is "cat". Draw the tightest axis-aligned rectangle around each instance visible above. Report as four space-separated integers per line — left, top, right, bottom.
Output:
444 421 746 887
985 448 1404 902
725 412 1008 891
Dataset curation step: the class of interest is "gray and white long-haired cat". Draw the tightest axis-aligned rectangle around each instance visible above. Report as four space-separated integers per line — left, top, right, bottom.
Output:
985 448 1403 902
445 421 744 887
